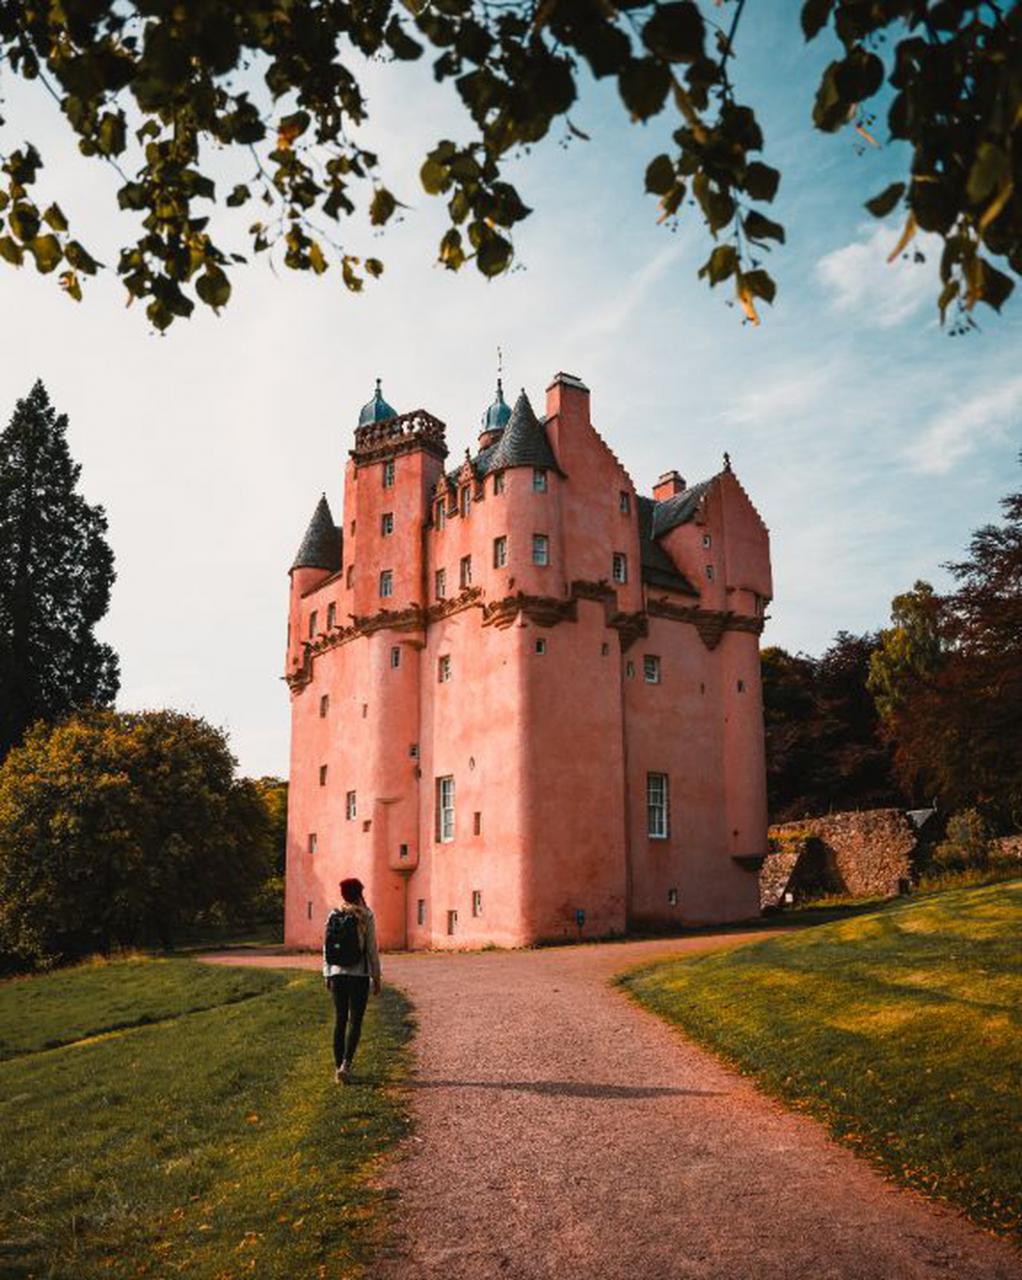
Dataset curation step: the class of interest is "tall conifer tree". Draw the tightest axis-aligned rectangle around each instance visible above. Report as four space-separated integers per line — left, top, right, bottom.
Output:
0 380 118 759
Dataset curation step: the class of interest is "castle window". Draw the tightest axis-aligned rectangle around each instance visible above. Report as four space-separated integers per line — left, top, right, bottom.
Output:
705 564 714 581
380 569 393 598
382 459 395 488
346 791 357 820
644 655 661 684
473 811 482 835
438 654 452 683
319 765 328 787
327 602 336 629
460 555 472 588
308 610 318 638
447 909 458 935
308 833 317 855
409 743 419 759
435 567 447 600
626 660 635 678
532 534 549 566
417 898 426 925
535 638 547 655
647 773 669 839
668 888 679 906
307 900 313 920
493 536 507 568
619 490 631 514
472 890 482 917
460 486 472 517
702 533 712 549
436 776 455 842
381 512 394 536
350 520 356 537
346 565 354 588
319 694 329 718
612 552 628 584
532 468 548 492
390 646 401 669
435 501 446 528
493 472 505 495
399 843 409 859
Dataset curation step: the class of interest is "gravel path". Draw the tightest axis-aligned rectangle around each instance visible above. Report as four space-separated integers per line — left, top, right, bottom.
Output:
201 936 1022 1280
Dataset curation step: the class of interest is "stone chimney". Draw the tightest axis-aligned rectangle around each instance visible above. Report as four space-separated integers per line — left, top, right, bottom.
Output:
653 470 686 501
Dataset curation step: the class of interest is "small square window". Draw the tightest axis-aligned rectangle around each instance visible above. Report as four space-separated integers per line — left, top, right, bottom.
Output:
472 890 482 917
346 791 357 820
460 555 472 588
327 602 336 629
346 565 354 588
380 569 394 597
535 638 547 655
460 486 472 517
308 610 318 638
381 512 394 536
702 533 712 549
417 898 426 925
435 567 447 600
447 908 458 935
668 888 679 906
308 833 317 855
319 694 329 718
399 843 409 859
382 459 395 488
626 660 635 678
390 645 401 669
619 490 631 514
319 764 328 787
409 743 419 759
473 811 482 835
493 536 507 568
532 468 548 492
644 655 661 684
438 654 452 683
705 564 714 581
612 553 628 584
737 679 746 693
493 472 505 495
532 534 549 566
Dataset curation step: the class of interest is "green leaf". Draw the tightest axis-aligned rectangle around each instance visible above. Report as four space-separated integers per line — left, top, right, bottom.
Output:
642 2 705 63
98 112 126 157
9 204 40 243
864 182 905 218
0 236 24 266
226 184 250 208
196 267 231 310
743 211 785 244
421 158 450 195
966 144 1009 206
308 240 328 275
801 0 834 40
365 258 384 278
65 241 99 275
744 162 780 202
370 188 397 226
474 226 512 276
976 259 1014 313
645 154 675 195
28 234 63 274
42 203 68 232
743 269 776 304
618 58 671 121
698 244 738 286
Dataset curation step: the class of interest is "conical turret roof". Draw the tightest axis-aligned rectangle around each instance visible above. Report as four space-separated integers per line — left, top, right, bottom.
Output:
291 494 341 572
488 390 558 473
358 378 397 426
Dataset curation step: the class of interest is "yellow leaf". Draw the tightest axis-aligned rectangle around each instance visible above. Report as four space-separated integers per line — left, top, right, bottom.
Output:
854 122 880 148
886 211 917 263
736 277 760 325
980 180 1013 233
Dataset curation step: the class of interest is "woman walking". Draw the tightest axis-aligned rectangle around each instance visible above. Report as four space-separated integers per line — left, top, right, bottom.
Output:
323 877 382 1083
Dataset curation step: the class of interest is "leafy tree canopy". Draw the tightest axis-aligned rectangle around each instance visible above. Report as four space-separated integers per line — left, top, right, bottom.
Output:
0 380 118 761
0 710 274 969
0 0 1018 329
867 579 946 725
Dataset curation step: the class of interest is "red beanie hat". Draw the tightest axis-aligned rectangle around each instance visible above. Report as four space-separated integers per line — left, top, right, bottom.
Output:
339 877 364 903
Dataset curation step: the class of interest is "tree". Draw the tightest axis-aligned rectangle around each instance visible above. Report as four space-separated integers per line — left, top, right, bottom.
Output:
0 381 118 761
886 458 1022 826
254 776 289 877
867 580 946 726
0 1 1018 330
762 632 905 821
0 709 274 969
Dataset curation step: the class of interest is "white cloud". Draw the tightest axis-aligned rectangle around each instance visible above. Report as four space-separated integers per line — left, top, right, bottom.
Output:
816 222 938 328
905 374 1022 475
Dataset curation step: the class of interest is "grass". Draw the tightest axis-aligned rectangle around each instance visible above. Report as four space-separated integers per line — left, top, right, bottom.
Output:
619 880 1022 1239
0 957 413 1279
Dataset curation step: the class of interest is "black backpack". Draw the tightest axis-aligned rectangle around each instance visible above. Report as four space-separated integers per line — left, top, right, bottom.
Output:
325 909 364 967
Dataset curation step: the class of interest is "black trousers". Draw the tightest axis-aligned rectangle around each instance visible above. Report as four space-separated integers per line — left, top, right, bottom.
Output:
331 974 370 1067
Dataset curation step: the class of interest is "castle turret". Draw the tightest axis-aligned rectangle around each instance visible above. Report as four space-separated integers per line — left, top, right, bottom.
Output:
287 494 341 677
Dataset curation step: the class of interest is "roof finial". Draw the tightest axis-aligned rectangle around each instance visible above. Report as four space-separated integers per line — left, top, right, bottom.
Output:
497 344 503 384
723 450 732 472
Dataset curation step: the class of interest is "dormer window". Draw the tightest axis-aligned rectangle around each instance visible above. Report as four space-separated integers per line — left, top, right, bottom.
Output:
460 486 472 517
532 468 548 492
382 459 395 488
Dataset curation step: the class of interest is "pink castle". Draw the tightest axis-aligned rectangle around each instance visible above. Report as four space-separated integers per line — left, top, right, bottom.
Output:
284 372 772 950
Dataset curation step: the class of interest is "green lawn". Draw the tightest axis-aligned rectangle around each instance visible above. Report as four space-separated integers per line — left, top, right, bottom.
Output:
0 957 412 1279
619 881 1022 1238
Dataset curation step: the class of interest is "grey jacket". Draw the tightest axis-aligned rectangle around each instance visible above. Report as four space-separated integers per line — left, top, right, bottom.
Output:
322 904 382 983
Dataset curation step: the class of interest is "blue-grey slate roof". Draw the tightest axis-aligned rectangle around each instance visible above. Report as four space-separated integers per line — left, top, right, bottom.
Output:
652 478 714 537
292 494 341 572
487 391 559 473
637 496 698 595
358 379 397 426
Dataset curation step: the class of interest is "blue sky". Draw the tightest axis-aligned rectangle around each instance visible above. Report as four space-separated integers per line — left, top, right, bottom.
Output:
0 0 1019 776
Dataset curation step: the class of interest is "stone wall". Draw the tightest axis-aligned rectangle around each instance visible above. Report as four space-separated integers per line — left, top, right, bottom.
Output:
761 809 918 909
